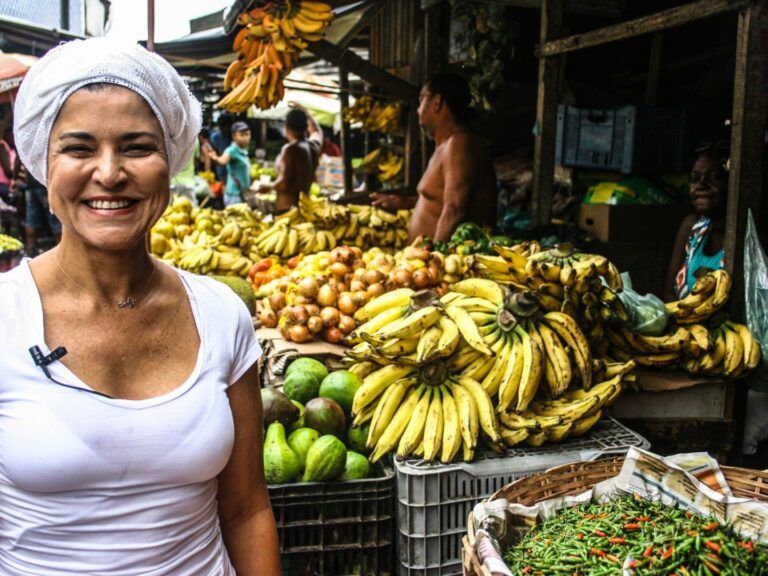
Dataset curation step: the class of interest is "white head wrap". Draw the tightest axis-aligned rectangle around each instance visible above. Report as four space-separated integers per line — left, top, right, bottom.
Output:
13 37 202 184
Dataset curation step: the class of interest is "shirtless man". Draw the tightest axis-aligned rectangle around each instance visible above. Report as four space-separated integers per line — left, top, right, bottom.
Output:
371 73 497 241
256 105 323 211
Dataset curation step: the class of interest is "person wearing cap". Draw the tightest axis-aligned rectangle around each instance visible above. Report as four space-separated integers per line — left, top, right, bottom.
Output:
208 120 252 206
371 72 496 241
2 38 280 575
255 104 323 211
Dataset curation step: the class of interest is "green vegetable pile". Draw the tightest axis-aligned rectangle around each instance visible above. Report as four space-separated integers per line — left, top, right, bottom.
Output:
503 494 768 575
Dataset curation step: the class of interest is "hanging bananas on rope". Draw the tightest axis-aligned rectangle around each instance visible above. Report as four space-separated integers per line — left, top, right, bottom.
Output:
219 1 334 111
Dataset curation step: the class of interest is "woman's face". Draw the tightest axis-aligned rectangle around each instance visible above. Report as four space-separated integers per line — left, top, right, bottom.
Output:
47 85 169 252
689 155 727 216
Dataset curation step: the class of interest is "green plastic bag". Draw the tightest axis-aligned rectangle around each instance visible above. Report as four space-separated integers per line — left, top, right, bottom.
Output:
616 273 669 336
744 209 768 391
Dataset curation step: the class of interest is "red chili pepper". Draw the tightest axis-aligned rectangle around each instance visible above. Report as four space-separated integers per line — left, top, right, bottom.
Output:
704 541 721 553
591 548 606 557
576 533 584 540
599 513 607 518
688 530 698 537
741 540 755 551
608 537 626 544
521 567 532 574
628 560 642 568
635 516 650 522
606 554 620 563
584 514 595 520
706 552 721 563
623 523 641 530
593 530 607 537
702 558 721 574
703 522 718 531
662 545 674 559
643 545 653 558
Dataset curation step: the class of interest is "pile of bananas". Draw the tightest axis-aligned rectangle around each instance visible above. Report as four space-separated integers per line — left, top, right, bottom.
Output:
360 147 405 184
346 279 635 462
344 96 402 134
377 151 404 184
252 193 410 258
604 269 761 376
150 198 266 276
220 1 334 112
469 242 627 355
0 234 23 253
606 319 761 377
665 269 731 325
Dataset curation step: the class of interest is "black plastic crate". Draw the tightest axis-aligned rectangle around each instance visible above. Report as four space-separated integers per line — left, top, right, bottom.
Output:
268 464 395 576
555 105 688 174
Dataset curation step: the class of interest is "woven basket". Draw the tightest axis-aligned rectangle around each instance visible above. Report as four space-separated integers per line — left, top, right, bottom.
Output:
461 457 768 576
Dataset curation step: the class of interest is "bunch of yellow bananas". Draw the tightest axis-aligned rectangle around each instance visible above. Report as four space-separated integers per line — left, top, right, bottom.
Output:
220 2 333 112
344 96 402 134
151 198 266 274
0 233 23 253
499 369 632 447
346 278 629 463
665 269 732 325
468 242 627 356
607 318 761 377
377 152 404 184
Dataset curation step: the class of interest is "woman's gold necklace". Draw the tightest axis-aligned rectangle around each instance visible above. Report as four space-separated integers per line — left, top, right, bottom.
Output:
54 257 158 309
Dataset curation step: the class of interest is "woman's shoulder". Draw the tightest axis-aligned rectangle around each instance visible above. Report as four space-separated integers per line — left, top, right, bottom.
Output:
174 268 243 310
0 262 34 321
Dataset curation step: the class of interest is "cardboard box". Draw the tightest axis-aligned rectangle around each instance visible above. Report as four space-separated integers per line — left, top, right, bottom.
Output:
577 203 689 243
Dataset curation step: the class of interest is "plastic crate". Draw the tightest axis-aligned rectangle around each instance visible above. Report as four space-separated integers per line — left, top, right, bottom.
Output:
555 105 688 174
269 464 396 576
395 417 649 576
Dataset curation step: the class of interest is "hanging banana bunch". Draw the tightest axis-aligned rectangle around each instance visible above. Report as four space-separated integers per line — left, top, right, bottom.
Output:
344 95 403 134
219 1 334 112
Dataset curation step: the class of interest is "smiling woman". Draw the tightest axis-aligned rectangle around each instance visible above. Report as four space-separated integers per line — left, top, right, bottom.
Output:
0 38 280 576
664 147 728 301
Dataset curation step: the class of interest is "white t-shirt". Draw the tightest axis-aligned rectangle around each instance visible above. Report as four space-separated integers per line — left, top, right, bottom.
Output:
0 260 262 575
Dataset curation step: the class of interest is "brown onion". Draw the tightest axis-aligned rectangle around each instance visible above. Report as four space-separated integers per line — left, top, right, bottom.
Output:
337 292 358 316
320 306 340 327
269 291 287 311
367 282 385 298
350 279 366 293
353 267 367 281
259 307 278 328
363 269 384 286
291 306 309 326
353 291 369 307
338 315 356 335
330 261 349 278
316 284 338 307
307 316 324 334
412 268 431 290
322 326 344 344
298 276 320 300
288 324 312 343
304 304 320 317
392 268 412 287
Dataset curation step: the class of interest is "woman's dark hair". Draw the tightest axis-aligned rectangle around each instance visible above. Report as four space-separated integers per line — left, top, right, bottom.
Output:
286 109 308 134
424 72 472 124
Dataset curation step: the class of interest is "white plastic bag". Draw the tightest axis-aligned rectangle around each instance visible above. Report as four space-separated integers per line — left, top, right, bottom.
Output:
744 209 768 391
616 273 669 336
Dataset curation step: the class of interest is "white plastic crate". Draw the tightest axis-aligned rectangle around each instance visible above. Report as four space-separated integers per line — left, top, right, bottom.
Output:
395 417 649 576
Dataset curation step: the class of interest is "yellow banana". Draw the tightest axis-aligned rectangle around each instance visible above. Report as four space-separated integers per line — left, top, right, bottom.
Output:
440 386 462 463
353 306 408 340
444 304 493 356
449 278 504 308
366 376 416 449
352 364 416 416
451 382 479 454
497 333 524 413
354 288 414 322
455 376 501 442
544 311 592 389
422 387 444 461
397 386 432 458
515 327 543 413
370 385 423 463
500 427 529 447
372 305 442 341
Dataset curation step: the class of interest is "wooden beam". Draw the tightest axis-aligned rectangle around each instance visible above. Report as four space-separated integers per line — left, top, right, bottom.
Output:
644 32 664 105
339 70 354 196
337 0 388 50
479 0 625 18
725 2 767 317
537 0 751 57
307 40 420 101
531 0 563 228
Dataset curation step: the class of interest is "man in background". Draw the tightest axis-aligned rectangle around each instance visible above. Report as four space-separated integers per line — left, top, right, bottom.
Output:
371 72 497 241
255 105 323 211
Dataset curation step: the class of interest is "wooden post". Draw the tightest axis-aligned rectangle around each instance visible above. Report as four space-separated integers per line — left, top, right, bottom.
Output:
147 0 155 52
339 70 353 196
531 0 563 228
644 32 664 105
725 2 768 316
